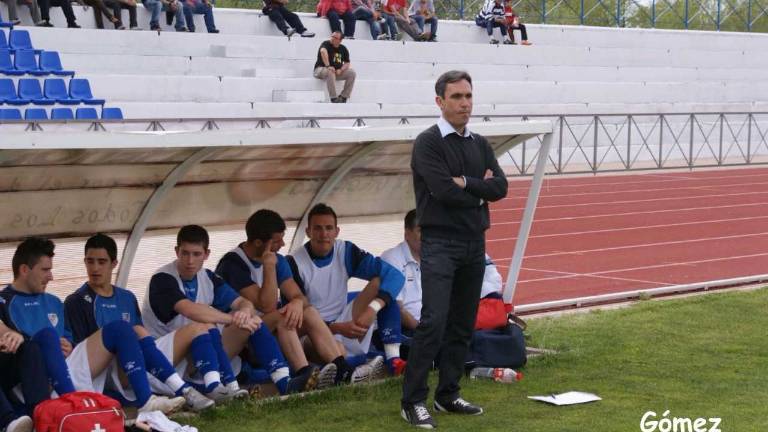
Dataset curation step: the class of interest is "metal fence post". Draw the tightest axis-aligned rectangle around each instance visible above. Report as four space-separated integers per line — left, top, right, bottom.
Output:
558 116 564 173
652 0 656 27
689 113 695 168
542 0 547 23
580 0 585 24
718 113 724 165
716 0 721 31
747 113 753 163
659 114 664 168
684 0 689 29
748 0 752 31
460 0 465 20
593 115 599 172
626 114 632 169
616 0 621 27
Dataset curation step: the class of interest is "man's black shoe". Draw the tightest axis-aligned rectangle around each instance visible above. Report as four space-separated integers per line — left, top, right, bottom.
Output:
401 402 437 429
286 365 319 393
337 96 347 103
434 397 484 416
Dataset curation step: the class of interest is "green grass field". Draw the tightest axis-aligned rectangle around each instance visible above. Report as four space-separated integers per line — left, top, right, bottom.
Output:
185 287 768 431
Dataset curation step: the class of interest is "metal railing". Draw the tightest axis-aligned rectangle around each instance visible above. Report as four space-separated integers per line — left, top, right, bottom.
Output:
4 111 768 174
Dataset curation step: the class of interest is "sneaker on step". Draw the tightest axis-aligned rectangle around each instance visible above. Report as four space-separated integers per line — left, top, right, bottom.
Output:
376 34 389 40
287 366 319 393
317 363 337 390
350 363 373 385
401 402 436 429
285 28 296 37
503 39 514 44
138 394 186 415
6 416 33 432
300 30 315 37
130 25 142 30
182 386 215 411
433 397 483 416
35 20 53 27
489 38 499 44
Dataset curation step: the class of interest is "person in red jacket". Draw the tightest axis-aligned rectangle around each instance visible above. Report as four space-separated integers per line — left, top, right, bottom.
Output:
317 0 356 38
504 2 531 45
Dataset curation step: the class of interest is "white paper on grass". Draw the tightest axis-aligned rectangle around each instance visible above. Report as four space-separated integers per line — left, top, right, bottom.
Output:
528 391 602 406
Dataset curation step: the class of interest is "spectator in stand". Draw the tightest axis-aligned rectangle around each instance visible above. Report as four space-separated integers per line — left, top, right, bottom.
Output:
1 0 42 25
36 0 80 27
81 0 122 29
317 0 355 38
504 1 531 45
182 0 219 33
475 0 513 44
313 31 355 103
142 0 186 31
408 0 436 42
381 0 422 41
105 0 140 30
262 0 315 37
351 0 384 40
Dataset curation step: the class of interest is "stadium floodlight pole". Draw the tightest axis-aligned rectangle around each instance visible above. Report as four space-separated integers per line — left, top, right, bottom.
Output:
116 147 219 287
289 140 385 252
503 132 554 307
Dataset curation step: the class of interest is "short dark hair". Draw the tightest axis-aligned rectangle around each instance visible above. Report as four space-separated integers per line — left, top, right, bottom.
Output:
177 225 209 249
404 209 419 230
307 203 338 226
85 233 118 261
12 237 55 279
435 70 473 98
246 209 286 243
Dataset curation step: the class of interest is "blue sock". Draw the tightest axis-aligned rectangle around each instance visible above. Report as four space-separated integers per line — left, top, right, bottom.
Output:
189 333 221 393
138 336 186 394
101 321 151 407
208 328 236 385
247 326 290 393
32 327 75 395
377 300 403 346
346 354 368 368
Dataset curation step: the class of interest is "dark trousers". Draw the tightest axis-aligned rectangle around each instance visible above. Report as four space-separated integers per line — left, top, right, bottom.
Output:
0 340 50 417
85 0 115 28
486 19 507 36
106 0 137 28
507 23 527 42
266 4 305 34
38 0 77 24
326 8 355 37
401 236 485 405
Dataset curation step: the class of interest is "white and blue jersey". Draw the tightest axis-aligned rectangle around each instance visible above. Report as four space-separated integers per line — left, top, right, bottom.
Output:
141 261 240 338
63 283 143 345
216 246 294 308
0 285 72 342
288 240 404 322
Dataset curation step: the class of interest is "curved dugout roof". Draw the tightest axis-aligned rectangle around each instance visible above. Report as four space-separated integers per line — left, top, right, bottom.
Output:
0 121 552 286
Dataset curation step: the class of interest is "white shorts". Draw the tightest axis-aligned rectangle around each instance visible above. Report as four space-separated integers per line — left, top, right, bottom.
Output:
65 341 136 402
148 329 242 396
333 300 376 357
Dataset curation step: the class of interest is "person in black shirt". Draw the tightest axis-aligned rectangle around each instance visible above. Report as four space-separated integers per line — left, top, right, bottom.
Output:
313 31 356 103
400 70 508 429
263 0 315 37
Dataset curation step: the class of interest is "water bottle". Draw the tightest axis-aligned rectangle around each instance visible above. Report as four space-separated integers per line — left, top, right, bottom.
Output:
469 367 523 383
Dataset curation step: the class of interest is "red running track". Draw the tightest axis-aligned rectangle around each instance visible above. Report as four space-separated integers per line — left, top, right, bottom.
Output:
487 166 768 307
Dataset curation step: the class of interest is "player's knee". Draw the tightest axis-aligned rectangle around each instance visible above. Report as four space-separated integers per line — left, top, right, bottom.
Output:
103 319 134 339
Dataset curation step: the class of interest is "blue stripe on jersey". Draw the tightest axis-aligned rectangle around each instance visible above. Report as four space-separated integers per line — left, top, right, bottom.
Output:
205 270 240 312
64 284 142 345
1 285 72 342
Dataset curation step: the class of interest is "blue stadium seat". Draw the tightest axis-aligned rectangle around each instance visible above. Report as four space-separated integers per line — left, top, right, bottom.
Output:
0 108 22 120
0 30 7 49
75 107 98 119
0 78 29 105
14 50 47 76
18 78 54 105
1 12 14 28
101 107 123 120
44 78 80 105
39 51 74 77
24 108 48 120
9 30 37 52
50 107 74 120
1 48 24 75
69 79 105 105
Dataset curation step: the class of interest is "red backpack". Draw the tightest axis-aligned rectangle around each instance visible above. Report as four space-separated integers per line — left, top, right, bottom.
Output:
34 391 125 432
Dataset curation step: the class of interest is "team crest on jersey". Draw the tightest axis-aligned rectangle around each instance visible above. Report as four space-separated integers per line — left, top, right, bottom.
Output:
84 294 93 303
48 313 59 327
122 313 131 322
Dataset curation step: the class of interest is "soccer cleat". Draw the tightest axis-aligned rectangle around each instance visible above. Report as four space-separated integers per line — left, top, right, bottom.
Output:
368 355 387 380
389 357 407 376
225 381 250 399
138 394 186 415
317 363 338 390
349 363 373 385
6 416 33 432
434 397 483 416
401 402 436 429
205 384 231 403
287 366 319 393
182 386 215 411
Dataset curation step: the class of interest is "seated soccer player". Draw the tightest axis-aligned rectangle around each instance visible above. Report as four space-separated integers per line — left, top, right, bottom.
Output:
142 225 317 395
0 319 49 432
63 234 214 411
0 237 182 414
217 209 376 388
287 203 406 376
382 209 504 336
